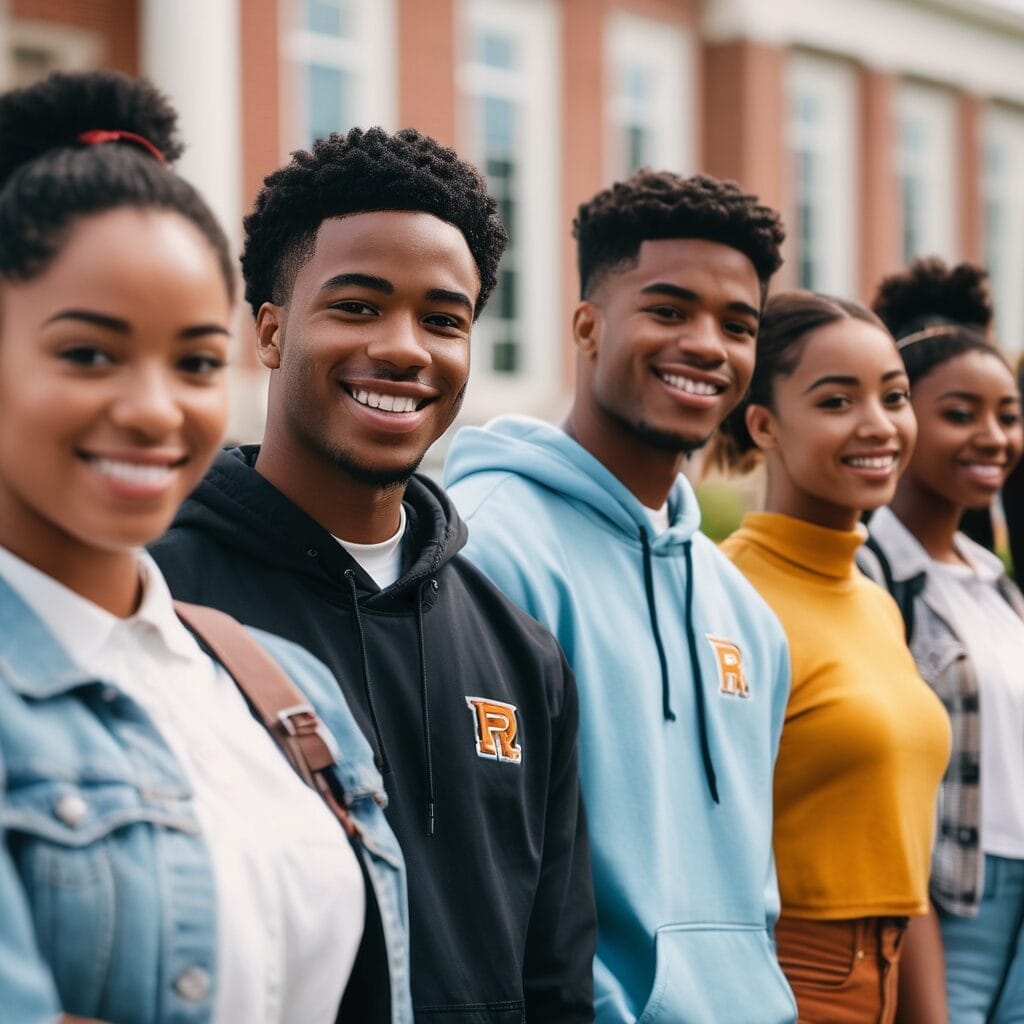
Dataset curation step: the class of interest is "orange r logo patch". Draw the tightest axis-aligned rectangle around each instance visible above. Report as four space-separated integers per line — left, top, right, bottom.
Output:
706 635 749 698
465 697 522 764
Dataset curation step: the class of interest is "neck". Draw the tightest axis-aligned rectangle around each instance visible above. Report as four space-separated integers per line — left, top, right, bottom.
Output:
563 402 684 509
255 432 406 544
762 469 860 533
0 499 141 617
888 479 962 563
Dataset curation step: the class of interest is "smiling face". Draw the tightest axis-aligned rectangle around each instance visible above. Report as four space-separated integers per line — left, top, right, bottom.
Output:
572 237 761 483
897 349 1022 515
258 210 479 489
0 208 232 571
746 317 917 531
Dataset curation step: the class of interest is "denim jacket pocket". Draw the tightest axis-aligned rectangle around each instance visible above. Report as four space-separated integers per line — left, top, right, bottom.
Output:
4 778 199 1017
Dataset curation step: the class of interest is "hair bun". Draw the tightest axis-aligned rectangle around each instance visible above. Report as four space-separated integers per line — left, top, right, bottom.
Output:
873 257 992 338
0 70 183 188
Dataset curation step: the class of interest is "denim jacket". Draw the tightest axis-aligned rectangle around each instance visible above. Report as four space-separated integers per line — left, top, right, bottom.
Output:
859 506 1024 918
0 571 412 1023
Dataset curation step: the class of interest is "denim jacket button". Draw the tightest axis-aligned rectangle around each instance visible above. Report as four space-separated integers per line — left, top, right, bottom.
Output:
174 966 211 1002
54 792 88 828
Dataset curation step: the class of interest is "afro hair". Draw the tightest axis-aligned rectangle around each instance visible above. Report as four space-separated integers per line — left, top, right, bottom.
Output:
873 257 992 338
573 170 785 300
241 126 508 319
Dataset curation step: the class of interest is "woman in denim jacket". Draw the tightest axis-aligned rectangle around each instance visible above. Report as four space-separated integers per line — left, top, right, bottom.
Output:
861 259 1024 1024
0 72 410 1023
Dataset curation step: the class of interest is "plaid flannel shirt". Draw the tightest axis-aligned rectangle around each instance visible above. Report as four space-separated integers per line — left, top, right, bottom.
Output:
859 506 1024 919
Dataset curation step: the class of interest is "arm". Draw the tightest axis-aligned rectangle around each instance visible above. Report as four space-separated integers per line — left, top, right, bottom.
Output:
893 903 948 1024
523 653 596 1022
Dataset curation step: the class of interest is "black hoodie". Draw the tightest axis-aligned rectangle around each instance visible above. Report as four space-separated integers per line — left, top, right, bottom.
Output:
150 446 595 1023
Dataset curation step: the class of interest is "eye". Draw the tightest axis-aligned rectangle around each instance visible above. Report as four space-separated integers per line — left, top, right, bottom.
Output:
1001 410 1022 427
422 312 464 331
645 305 684 321
724 320 756 338
58 345 116 367
884 388 910 408
332 300 378 316
178 353 227 376
942 406 973 424
818 394 851 410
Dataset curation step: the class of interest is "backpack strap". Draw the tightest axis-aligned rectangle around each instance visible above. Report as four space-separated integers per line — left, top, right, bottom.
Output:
862 535 924 646
174 601 355 837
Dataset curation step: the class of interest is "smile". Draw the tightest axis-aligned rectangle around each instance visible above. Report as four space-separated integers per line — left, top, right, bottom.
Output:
656 370 723 397
347 387 426 414
958 461 1006 485
842 454 898 470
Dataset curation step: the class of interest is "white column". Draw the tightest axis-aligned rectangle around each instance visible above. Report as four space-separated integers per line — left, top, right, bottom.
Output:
140 0 243 251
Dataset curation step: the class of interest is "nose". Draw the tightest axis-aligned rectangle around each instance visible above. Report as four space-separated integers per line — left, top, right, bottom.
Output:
975 411 1010 453
365 313 432 371
109 363 185 438
679 314 728 367
857 397 899 441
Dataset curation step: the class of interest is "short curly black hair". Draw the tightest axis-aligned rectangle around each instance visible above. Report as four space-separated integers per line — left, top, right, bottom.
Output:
872 258 1004 386
573 170 785 301
0 70 234 296
241 126 508 319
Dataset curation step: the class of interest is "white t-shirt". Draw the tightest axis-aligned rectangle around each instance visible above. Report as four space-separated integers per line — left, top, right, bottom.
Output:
0 547 364 1024
335 505 407 590
929 538 1024 858
643 503 670 535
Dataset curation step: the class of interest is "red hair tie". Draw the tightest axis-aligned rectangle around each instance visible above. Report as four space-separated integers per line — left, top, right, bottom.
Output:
77 129 166 165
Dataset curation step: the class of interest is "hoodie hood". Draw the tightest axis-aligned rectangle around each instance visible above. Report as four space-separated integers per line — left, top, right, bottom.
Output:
174 445 467 608
444 415 702 549
445 415 719 802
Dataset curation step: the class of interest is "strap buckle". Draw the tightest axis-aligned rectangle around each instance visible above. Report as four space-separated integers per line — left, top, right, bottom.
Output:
277 703 341 761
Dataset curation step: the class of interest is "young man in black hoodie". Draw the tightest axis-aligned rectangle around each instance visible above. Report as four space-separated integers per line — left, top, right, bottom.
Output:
151 127 595 1023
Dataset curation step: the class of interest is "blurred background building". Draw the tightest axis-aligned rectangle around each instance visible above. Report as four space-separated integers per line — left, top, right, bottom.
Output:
3 0 1023 444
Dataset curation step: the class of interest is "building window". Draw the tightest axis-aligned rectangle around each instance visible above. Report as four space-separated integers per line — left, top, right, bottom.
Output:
897 83 956 264
281 0 395 152
604 12 694 181
458 0 559 403
787 53 857 295
6 20 100 88
983 107 1024 358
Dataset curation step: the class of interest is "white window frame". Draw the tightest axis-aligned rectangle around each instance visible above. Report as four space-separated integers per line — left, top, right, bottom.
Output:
983 105 1024 359
280 0 396 154
603 11 695 181
786 52 858 296
456 0 561 418
897 82 957 263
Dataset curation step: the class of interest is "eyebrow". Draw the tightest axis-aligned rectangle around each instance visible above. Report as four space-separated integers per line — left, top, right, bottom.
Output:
639 282 760 321
44 309 229 339
319 273 394 294
803 368 907 394
426 288 474 313
936 390 1022 404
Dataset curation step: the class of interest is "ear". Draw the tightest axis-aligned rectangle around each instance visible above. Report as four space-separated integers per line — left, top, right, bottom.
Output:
744 403 779 452
255 303 283 370
572 301 601 359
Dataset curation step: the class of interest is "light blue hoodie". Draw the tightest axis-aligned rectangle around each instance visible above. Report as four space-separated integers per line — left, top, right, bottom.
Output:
445 416 796 1024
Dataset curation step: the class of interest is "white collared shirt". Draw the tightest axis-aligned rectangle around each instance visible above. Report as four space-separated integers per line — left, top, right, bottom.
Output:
0 546 364 1024
927 537 1024 857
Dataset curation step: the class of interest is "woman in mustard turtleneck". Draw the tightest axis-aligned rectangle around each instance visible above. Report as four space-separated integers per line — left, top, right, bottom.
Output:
718 292 951 1024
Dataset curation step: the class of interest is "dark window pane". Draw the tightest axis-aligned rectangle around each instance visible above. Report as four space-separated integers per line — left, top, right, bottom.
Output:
492 339 519 374
476 31 517 70
307 0 350 36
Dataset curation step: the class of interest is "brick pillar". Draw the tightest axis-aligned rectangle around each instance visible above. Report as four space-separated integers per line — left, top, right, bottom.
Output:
561 0 607 387
702 40 786 214
957 92 983 264
858 68 901 301
398 0 456 147
240 0 280 213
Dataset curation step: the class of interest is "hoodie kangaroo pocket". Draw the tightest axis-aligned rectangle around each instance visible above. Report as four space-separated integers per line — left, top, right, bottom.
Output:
637 923 796 1024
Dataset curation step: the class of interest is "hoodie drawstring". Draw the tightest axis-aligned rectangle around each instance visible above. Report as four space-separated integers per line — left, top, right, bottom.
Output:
417 580 437 837
682 540 720 804
640 529 676 722
344 570 391 775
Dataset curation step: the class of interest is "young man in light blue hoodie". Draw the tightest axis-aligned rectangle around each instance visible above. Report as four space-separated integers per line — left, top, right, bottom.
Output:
444 171 797 1024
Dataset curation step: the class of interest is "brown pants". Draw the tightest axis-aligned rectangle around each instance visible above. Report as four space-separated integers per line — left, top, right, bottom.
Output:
775 915 908 1024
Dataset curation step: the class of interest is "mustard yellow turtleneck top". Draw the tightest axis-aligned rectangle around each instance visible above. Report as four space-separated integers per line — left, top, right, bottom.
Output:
721 512 951 919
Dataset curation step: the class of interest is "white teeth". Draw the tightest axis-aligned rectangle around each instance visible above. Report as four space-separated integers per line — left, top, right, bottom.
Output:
350 389 418 413
845 455 895 469
91 458 175 486
659 372 720 396
963 463 1003 480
